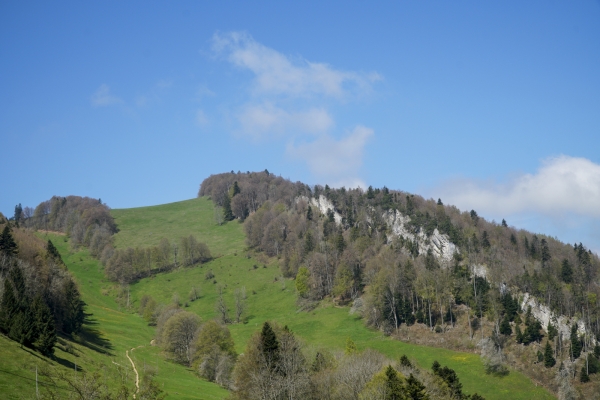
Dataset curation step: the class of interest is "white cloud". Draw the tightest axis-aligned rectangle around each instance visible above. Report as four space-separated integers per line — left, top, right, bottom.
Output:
212 31 378 99
91 84 122 107
238 103 333 139
287 125 373 188
433 155 600 218
195 109 209 126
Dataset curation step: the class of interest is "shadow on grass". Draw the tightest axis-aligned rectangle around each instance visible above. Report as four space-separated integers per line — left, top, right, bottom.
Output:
53 356 81 371
73 314 114 356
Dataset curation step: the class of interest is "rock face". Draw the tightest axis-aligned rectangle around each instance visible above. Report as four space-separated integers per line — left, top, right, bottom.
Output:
296 195 343 225
295 196 458 262
520 292 592 343
383 209 458 263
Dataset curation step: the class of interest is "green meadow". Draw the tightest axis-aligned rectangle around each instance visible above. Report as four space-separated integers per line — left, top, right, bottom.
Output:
0 197 554 399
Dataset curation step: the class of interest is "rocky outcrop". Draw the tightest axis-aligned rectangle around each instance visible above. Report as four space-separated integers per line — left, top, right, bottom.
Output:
520 292 593 344
383 209 458 263
295 196 458 262
296 195 343 225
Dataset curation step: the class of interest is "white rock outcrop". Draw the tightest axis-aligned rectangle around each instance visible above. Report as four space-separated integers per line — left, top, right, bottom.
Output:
383 209 458 263
520 292 592 343
296 195 343 225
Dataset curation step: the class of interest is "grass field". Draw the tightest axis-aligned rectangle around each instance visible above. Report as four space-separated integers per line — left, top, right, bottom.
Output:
115 198 555 400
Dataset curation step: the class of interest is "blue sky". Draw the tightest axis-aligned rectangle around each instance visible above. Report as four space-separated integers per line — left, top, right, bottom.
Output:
1 1 599 252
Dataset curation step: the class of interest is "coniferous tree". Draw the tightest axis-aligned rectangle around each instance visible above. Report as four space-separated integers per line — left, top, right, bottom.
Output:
63 280 85 335
481 231 491 249
541 239 551 267
366 186 375 199
544 341 556 368
501 219 508 227
32 295 56 356
222 195 234 221
580 366 590 382
46 240 63 265
561 259 573 284
13 204 23 227
0 275 18 333
306 205 313 221
499 314 512 336
571 324 582 360
405 373 428 400
384 365 404 400
0 225 18 256
260 322 280 370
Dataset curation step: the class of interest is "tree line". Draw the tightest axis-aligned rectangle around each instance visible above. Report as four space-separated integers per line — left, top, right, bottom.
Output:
0 219 84 357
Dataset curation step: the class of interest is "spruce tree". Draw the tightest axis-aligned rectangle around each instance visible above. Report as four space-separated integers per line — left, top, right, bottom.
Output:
405 373 428 400
571 324 582 360
46 240 63 264
33 295 56 356
544 341 556 368
384 365 404 400
499 314 512 336
260 322 280 369
222 195 234 221
63 280 85 335
580 366 590 382
0 277 18 333
306 205 313 221
0 225 18 256
561 259 573 284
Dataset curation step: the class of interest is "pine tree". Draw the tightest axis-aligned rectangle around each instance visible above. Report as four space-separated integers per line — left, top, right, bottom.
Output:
561 259 573 284
580 366 590 383
63 280 85 335
46 240 63 265
0 225 18 256
231 181 240 197
367 186 375 199
501 219 508 227
405 373 428 400
384 365 404 400
304 231 314 254
515 325 524 344
33 295 56 356
260 322 280 369
13 204 23 227
499 314 512 336
571 324 582 360
544 341 556 368
481 231 491 249
335 231 345 254
306 205 313 221
0 276 18 333
222 195 234 221
541 239 551 267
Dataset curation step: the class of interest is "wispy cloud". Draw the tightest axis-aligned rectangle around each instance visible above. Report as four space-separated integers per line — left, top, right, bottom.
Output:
211 31 378 186
212 31 379 99
237 103 333 139
433 155 600 218
287 125 373 188
91 84 122 107
195 109 209 127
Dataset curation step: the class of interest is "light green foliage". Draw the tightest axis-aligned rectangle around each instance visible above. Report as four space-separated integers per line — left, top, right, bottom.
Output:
295 267 310 298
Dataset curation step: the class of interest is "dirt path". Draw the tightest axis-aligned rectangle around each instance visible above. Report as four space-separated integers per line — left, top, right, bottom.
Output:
126 347 141 398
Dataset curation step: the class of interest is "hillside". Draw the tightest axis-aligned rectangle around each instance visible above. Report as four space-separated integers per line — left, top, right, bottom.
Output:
6 171 599 398
111 197 554 399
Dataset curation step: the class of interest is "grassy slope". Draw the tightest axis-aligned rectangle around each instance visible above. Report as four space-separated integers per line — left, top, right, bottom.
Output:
0 231 228 400
115 198 555 400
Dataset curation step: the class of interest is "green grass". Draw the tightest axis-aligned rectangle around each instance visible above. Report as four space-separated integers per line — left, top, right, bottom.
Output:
0 231 228 399
111 198 245 257
114 198 555 400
